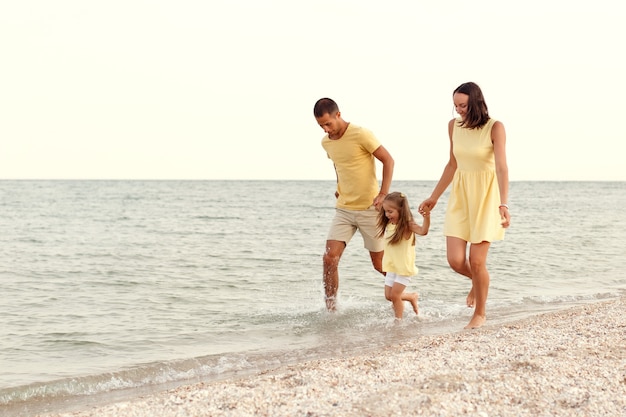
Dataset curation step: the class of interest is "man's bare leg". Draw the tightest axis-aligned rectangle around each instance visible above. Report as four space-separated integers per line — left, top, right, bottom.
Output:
323 240 346 311
369 250 384 275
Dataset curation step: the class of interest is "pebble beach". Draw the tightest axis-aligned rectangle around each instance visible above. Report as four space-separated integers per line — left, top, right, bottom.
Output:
39 297 625 417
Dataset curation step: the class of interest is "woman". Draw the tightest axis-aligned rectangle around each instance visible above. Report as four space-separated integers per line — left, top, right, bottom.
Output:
419 82 511 329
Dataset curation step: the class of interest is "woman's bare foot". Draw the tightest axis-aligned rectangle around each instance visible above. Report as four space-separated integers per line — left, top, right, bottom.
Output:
407 293 419 314
466 287 475 308
464 314 486 329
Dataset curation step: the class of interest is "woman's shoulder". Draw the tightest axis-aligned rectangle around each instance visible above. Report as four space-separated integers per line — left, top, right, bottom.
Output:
490 119 506 139
487 117 503 126
491 119 504 128
448 118 457 136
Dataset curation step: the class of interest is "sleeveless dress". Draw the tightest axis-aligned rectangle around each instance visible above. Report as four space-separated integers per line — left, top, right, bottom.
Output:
444 118 505 243
382 223 417 277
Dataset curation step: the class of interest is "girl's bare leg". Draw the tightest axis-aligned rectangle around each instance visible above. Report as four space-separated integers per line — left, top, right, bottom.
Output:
387 283 414 320
403 292 419 314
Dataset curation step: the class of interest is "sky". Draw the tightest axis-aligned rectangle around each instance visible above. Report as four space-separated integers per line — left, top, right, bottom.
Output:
1 0 624 181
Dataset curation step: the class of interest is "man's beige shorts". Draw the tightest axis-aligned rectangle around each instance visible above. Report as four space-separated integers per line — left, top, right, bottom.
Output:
327 207 384 252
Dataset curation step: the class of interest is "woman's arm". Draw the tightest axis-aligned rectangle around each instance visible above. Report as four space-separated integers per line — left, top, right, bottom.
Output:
419 119 457 214
492 121 510 228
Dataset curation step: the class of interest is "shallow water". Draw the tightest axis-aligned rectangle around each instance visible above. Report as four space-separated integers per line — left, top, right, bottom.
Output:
1 180 625 415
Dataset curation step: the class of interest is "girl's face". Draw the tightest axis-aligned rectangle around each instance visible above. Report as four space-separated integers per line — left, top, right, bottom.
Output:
453 92 469 120
382 201 400 224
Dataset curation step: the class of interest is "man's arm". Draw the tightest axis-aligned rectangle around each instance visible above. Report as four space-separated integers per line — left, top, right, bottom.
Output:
372 145 394 208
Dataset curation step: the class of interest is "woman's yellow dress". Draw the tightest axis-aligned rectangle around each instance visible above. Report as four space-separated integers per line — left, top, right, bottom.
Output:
444 118 505 243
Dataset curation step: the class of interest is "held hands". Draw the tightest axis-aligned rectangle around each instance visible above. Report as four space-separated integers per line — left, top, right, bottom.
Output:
418 198 437 216
416 208 430 218
373 192 386 210
410 211 430 236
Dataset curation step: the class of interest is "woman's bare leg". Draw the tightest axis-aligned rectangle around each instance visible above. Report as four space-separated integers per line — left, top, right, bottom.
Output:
446 237 474 306
465 241 491 329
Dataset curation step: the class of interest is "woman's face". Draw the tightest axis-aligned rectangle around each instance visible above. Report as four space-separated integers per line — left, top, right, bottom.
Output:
453 92 469 120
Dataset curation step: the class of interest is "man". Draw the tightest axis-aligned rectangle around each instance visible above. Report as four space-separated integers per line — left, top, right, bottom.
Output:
313 98 395 311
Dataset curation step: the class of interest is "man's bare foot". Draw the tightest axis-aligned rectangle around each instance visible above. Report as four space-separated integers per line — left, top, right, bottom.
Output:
325 296 337 311
407 293 419 314
466 287 475 308
464 314 486 329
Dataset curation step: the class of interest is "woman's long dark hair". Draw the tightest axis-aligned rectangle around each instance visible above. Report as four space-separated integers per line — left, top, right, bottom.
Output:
454 82 490 129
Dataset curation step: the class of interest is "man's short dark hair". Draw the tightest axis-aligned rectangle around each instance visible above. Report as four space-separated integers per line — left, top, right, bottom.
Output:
313 98 339 118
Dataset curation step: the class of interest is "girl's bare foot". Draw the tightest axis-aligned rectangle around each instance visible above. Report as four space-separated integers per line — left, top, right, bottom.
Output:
464 314 486 329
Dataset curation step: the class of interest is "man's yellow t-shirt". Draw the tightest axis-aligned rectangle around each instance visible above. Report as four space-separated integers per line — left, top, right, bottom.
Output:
322 124 381 210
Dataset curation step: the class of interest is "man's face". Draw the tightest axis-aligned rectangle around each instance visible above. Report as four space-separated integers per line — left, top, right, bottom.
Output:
315 112 342 138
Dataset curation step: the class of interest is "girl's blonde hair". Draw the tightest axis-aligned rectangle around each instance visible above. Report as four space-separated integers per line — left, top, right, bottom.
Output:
377 192 415 245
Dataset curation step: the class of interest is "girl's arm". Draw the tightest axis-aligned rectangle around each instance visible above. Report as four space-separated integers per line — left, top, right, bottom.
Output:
410 213 430 236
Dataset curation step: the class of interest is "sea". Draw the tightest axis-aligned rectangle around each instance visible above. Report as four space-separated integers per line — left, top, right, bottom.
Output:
1 180 625 416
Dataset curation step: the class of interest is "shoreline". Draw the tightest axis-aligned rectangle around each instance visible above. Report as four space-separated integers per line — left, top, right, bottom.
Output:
39 297 625 417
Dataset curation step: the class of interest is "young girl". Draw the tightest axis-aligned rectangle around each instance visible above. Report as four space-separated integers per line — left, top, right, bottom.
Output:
377 192 430 320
